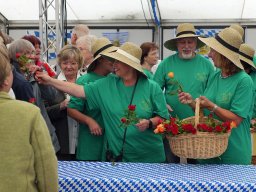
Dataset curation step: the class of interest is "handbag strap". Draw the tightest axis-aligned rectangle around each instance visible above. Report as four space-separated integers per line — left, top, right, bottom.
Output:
119 77 139 156
106 76 139 160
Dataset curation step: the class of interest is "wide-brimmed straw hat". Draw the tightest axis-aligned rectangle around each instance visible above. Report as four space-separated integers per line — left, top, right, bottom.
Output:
198 27 244 69
230 24 244 38
239 43 255 69
101 42 147 77
88 37 117 72
164 23 205 51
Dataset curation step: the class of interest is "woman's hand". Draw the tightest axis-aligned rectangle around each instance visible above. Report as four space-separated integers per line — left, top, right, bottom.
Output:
199 96 215 110
136 119 150 132
59 99 69 110
87 118 103 136
35 71 52 85
178 92 193 104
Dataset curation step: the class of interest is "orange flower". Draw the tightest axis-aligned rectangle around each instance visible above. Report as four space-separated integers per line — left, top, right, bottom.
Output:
230 121 237 129
156 124 165 133
168 72 174 78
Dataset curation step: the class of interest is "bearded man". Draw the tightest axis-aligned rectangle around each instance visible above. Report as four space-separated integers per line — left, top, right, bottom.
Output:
153 23 214 163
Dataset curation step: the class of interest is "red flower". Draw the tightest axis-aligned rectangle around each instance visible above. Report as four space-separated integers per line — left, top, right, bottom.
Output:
16 53 21 58
170 124 179 135
128 105 136 111
215 125 223 132
120 104 139 128
29 97 36 104
121 118 127 123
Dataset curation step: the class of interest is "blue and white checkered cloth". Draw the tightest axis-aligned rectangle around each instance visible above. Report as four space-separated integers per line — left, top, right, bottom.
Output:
58 161 256 192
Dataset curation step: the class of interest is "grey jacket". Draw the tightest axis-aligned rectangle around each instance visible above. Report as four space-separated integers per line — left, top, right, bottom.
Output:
29 76 60 152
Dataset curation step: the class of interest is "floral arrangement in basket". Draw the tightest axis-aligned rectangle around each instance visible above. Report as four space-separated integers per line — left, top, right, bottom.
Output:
154 114 236 136
154 98 237 159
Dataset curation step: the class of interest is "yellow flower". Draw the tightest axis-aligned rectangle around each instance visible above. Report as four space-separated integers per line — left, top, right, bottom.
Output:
168 72 174 78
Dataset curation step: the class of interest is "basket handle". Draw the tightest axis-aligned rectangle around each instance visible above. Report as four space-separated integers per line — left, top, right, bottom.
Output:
194 98 200 128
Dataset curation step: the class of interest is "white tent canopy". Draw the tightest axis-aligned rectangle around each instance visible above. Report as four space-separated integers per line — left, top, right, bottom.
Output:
0 0 256 25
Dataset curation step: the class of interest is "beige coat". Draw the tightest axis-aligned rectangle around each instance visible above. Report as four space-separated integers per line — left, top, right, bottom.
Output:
0 92 58 192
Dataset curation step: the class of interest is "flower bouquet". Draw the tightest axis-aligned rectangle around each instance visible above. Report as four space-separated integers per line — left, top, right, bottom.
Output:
154 99 236 159
120 104 139 128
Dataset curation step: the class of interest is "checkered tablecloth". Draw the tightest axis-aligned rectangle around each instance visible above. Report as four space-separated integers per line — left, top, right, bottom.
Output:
58 161 256 192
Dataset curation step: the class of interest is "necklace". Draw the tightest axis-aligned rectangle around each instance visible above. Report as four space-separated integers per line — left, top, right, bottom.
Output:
220 74 231 79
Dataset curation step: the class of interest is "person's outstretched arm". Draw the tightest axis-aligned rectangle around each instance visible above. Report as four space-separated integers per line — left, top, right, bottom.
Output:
36 71 85 98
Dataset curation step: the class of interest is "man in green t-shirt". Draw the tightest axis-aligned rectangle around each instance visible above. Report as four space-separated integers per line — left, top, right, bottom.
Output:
68 37 116 161
154 23 214 163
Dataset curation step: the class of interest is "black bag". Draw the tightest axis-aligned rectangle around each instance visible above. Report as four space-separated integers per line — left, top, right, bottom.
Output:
106 149 123 162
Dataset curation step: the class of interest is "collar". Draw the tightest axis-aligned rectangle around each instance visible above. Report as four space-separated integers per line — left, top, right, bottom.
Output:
57 71 82 81
0 91 13 101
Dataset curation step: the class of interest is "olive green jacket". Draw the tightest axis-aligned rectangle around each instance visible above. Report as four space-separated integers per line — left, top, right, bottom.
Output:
0 92 58 192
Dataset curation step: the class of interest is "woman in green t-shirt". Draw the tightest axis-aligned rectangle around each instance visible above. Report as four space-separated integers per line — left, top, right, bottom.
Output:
36 42 169 163
179 27 253 165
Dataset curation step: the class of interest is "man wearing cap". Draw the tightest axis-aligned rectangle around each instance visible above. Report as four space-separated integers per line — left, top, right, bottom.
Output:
154 23 214 163
67 37 116 161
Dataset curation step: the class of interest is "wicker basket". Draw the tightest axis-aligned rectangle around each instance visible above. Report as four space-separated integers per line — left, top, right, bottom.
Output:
167 99 230 159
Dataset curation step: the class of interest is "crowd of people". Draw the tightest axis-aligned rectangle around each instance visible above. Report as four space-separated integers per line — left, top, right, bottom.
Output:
0 22 256 190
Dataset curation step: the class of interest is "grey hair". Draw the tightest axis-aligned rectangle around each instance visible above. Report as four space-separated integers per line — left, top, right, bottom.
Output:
72 24 90 38
8 39 35 61
76 35 97 52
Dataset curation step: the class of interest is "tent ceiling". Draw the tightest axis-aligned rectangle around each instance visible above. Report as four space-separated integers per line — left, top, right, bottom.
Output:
0 0 255 23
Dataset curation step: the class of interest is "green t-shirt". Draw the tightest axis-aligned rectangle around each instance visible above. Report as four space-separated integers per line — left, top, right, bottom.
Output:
250 71 256 118
154 53 214 119
84 75 169 163
198 70 253 165
68 72 106 161
143 68 153 79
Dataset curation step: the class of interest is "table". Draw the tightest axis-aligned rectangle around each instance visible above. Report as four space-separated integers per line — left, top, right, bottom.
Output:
58 161 256 192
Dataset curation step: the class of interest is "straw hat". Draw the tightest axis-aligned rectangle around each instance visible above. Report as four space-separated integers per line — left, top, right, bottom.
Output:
230 24 244 39
239 43 255 69
101 42 147 77
88 37 117 72
198 27 244 69
164 23 205 51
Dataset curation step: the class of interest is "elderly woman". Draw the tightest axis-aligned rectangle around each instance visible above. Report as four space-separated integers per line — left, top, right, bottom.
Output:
179 27 253 165
76 35 97 75
8 39 60 153
36 42 169 163
0 44 58 192
140 42 159 79
47 44 84 160
22 35 56 77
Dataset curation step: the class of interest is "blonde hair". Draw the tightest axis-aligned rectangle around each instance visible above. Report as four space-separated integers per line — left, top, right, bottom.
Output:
215 51 241 75
57 45 84 69
0 43 12 87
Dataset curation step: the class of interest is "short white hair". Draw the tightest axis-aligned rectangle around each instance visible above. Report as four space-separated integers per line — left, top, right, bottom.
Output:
72 24 90 38
76 35 97 52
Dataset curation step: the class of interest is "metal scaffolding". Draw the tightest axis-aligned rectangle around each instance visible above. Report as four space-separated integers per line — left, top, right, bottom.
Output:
39 0 64 62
